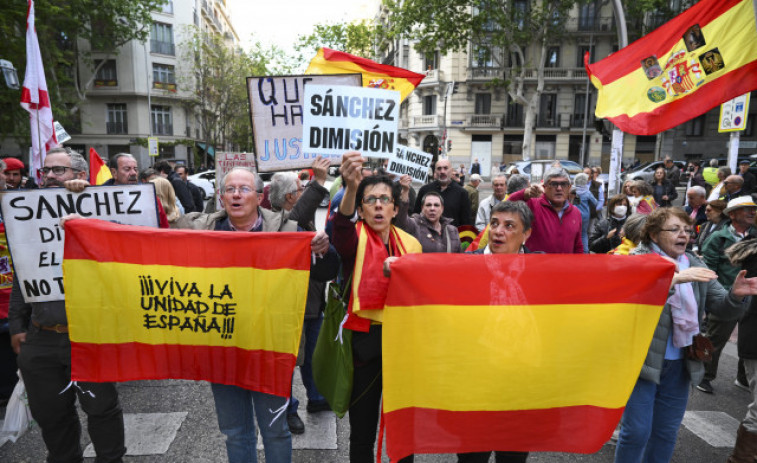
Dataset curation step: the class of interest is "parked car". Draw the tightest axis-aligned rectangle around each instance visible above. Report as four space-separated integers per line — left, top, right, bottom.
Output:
621 160 687 185
504 159 584 183
188 170 215 200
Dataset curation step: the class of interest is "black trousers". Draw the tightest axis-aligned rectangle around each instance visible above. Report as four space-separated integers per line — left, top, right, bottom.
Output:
17 329 125 463
457 451 529 463
704 314 743 382
0 328 18 399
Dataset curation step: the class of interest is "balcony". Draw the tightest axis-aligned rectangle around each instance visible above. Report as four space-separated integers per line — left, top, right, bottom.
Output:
506 67 587 82
150 40 175 56
106 121 128 135
468 114 500 128
571 113 588 128
467 67 502 81
412 115 441 128
565 15 615 33
153 123 173 136
419 69 441 86
503 114 524 128
537 115 558 128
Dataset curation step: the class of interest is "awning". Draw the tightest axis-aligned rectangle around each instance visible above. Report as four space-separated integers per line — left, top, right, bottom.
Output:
196 142 215 158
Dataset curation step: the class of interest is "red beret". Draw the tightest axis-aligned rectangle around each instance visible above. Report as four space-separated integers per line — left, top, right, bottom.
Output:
3 158 24 172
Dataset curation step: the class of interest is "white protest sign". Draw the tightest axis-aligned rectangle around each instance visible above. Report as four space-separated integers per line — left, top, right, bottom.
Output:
302 84 400 159
0 184 159 303
386 145 432 184
54 121 71 144
214 152 257 209
248 74 361 172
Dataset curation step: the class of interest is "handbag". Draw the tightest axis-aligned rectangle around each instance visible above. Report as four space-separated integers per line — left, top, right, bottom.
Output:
312 279 353 418
686 333 714 363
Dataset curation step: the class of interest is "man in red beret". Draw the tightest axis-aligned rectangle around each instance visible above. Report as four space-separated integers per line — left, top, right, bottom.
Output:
3 157 37 190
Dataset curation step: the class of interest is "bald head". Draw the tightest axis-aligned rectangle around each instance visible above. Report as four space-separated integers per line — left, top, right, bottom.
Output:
435 159 451 186
725 174 744 194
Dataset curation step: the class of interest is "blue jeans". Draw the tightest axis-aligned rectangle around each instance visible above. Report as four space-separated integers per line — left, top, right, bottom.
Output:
615 359 690 463
211 383 292 463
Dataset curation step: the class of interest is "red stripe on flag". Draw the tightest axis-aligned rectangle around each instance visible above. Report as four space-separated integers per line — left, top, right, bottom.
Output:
321 48 426 86
606 60 757 135
71 342 296 397
384 253 674 306
64 219 313 270
385 406 622 460
587 0 743 84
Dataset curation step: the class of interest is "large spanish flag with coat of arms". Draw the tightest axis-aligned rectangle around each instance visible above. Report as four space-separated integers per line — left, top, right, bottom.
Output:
585 0 757 135
382 253 674 460
63 219 313 397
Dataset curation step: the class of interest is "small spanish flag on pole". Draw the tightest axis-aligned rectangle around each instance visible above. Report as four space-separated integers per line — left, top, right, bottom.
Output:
585 0 757 135
306 48 425 102
382 253 674 460
89 148 112 185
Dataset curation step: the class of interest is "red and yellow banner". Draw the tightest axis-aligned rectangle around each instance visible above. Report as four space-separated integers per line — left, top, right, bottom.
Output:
89 148 112 185
306 47 425 102
63 219 312 397
585 0 757 135
382 253 674 460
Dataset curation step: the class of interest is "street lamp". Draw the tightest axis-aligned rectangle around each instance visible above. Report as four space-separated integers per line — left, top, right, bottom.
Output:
0 59 19 89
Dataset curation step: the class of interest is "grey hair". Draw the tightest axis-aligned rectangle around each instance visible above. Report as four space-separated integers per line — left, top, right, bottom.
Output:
507 174 529 194
543 167 570 185
491 200 534 231
269 172 299 210
718 166 732 178
687 185 706 198
634 179 653 196
108 152 136 170
219 167 263 193
46 147 88 176
573 173 590 187
622 213 647 244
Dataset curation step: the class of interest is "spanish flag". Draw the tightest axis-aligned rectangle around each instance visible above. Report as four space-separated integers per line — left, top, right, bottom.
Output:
89 148 112 185
585 0 757 135
382 253 674 460
63 219 313 397
306 48 425 102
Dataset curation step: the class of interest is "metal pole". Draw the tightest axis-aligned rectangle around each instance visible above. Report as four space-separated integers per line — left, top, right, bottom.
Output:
144 40 153 166
728 131 740 173
608 0 628 195
580 32 594 167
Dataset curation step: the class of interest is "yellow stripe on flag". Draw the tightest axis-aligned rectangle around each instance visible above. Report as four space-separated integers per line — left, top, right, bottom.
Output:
595 0 757 119
383 302 662 413
66 260 309 354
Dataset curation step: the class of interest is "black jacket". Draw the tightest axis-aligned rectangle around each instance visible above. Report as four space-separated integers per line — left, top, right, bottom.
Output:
167 171 196 213
589 215 627 254
649 179 677 207
186 181 204 213
414 180 472 226
742 171 757 196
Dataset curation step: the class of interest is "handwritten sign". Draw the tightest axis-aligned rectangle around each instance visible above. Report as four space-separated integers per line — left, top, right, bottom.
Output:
386 145 432 184
302 84 400 160
0 185 159 303
249 74 361 172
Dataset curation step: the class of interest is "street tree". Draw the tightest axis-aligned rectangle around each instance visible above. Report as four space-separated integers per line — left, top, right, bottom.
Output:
292 21 378 70
0 0 163 147
384 0 593 159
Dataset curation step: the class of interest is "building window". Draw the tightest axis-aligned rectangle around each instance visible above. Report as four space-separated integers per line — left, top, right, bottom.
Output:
509 47 526 67
577 45 595 67
685 114 705 136
160 0 173 14
151 23 175 55
151 105 173 135
545 47 560 68
475 94 492 114
506 97 524 126
512 0 529 29
578 1 599 31
539 94 557 127
153 64 176 91
106 104 128 134
94 60 118 87
502 135 523 155
424 51 439 71
472 44 494 68
423 95 437 116
573 93 591 126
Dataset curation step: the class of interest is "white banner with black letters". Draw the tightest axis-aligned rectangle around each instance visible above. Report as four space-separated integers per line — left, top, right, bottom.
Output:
0 184 159 303
386 144 433 184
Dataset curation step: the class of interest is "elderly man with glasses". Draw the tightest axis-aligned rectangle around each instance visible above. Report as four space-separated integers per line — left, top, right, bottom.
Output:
505 167 583 253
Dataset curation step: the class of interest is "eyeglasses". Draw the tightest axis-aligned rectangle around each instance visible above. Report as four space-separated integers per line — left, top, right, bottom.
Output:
362 195 394 205
547 181 570 189
41 166 75 175
223 186 255 195
660 227 695 236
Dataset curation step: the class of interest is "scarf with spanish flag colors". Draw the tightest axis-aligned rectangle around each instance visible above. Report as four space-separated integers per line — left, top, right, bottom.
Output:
345 221 421 332
585 0 757 136
381 253 674 460
63 219 313 397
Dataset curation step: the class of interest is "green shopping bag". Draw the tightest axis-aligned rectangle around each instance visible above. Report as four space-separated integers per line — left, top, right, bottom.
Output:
312 280 353 418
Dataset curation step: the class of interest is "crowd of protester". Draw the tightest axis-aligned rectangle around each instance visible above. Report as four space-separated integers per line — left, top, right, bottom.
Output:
4 149 757 463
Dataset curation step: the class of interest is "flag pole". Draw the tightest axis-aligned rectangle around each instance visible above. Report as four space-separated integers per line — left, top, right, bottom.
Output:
608 0 628 196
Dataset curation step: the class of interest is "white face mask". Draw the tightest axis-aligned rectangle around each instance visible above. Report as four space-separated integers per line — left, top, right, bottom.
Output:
613 205 628 217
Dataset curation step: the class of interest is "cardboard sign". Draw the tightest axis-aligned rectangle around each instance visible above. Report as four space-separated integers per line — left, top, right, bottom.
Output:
0 184 159 303
302 84 400 159
248 74 361 172
213 152 257 209
386 145 432 184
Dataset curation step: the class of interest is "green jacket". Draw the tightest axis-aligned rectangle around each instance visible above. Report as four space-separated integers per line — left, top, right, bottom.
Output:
702 224 755 289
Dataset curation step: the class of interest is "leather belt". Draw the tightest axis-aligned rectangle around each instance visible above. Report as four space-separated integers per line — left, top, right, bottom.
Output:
32 321 69 333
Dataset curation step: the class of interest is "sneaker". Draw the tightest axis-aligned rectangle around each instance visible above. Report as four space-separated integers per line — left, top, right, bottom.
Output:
287 412 305 434
697 379 714 394
306 401 331 413
734 378 751 392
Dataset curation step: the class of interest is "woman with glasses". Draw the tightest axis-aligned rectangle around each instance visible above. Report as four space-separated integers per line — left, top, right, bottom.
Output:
615 207 757 463
332 151 421 463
